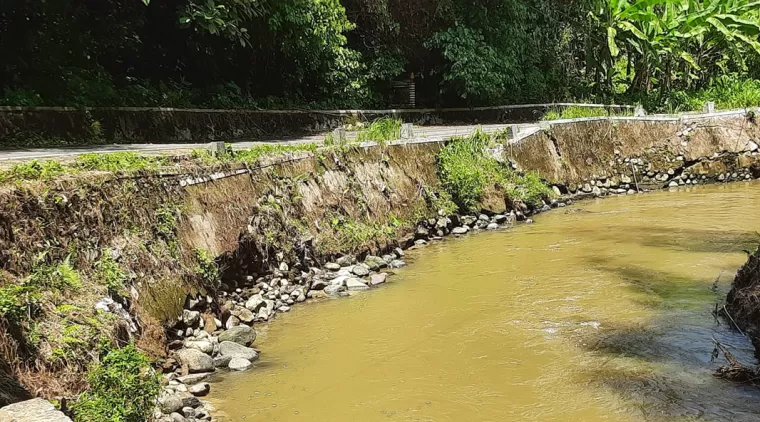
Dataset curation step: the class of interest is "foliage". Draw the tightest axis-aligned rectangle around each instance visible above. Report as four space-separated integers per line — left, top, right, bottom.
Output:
0 283 36 321
541 105 633 120
437 130 553 210
28 255 83 292
329 216 401 250
72 344 160 422
1 160 66 182
194 249 221 287
355 118 402 143
95 252 127 294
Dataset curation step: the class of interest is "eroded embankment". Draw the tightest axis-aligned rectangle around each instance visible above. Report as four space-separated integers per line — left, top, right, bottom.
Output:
1 112 760 420
726 248 760 366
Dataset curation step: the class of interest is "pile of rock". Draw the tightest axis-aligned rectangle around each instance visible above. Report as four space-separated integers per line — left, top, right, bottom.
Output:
156 303 259 421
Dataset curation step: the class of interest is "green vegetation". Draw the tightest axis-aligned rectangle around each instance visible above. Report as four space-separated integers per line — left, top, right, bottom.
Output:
329 216 402 251
437 130 553 210
72 344 160 422
29 255 83 292
95 252 127 295
355 118 402 143
194 249 221 288
0 283 36 321
74 152 168 172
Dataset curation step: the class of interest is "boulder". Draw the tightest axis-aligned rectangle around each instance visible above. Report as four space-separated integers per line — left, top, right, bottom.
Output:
158 394 185 414
389 260 406 269
184 340 213 355
213 355 233 368
219 341 259 361
236 308 255 323
228 357 252 371
346 278 369 291
225 316 240 329
311 278 329 290
244 294 266 312
0 398 72 422
452 226 469 235
176 372 213 384
324 262 341 271
351 264 370 277
369 273 387 286
218 325 256 346
181 310 200 327
176 349 214 374
324 284 344 295
188 382 210 397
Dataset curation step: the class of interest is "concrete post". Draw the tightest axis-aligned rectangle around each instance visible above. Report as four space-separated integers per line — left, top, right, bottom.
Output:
400 123 414 140
634 105 646 117
208 141 226 156
703 101 716 114
332 127 346 144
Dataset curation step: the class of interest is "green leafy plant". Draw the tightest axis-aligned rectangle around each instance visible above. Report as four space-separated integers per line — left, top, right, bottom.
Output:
72 344 160 422
355 118 402 143
194 248 220 287
95 252 127 294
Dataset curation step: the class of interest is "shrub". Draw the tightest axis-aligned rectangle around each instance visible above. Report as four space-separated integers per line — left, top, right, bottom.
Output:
355 118 402 143
72 344 160 422
95 252 127 294
195 249 220 287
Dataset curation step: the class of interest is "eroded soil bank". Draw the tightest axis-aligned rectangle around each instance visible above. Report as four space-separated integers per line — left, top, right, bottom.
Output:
208 183 760 422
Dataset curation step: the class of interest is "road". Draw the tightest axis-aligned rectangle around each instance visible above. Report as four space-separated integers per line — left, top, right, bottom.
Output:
0 123 541 164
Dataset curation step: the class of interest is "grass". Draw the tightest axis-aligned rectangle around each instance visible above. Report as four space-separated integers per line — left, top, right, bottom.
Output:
94 252 127 295
437 130 553 211
355 118 402 143
541 105 632 121
194 248 220 288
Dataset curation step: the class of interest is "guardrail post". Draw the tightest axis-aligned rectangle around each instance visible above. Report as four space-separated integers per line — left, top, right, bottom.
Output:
207 141 226 156
332 127 346 144
400 123 414 140
703 101 715 113
634 105 646 117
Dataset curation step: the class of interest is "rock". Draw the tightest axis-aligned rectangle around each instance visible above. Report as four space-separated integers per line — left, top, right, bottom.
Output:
225 315 240 329
159 394 185 414
352 264 370 277
452 226 469 235
218 325 256 346
493 214 507 224
176 349 214 374
244 294 266 312
414 239 428 246
668 181 678 187
182 310 200 327
325 262 341 271
181 395 201 408
228 357 252 371
278 305 291 312
181 407 196 418
330 275 348 286
364 255 387 270
185 340 214 355
393 247 405 257
170 412 187 422
591 186 601 197
582 183 592 193
336 255 355 266
486 222 499 230
389 259 406 268
202 313 218 333
189 382 210 397
235 308 255 323
620 174 632 184
176 372 214 384
525 218 534 224
307 290 329 299
369 273 387 286
551 185 562 196
415 225 430 239
324 284 344 295
346 277 369 291
213 355 232 368
0 398 72 422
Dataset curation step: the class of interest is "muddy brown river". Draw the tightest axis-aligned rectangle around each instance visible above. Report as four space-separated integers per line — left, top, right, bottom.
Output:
207 182 760 421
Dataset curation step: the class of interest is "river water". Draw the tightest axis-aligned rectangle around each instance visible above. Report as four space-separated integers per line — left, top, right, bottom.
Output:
208 182 760 421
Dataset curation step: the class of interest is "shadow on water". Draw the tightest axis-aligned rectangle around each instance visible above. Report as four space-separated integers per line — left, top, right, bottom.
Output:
576 259 760 421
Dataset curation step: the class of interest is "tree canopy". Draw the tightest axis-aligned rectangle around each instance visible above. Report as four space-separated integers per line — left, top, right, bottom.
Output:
1 0 759 109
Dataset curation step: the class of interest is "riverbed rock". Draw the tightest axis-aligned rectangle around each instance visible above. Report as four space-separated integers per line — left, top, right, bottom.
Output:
369 273 387 286
364 255 387 270
182 310 200 327
452 226 469 235
159 394 185 414
311 278 329 290
0 398 72 422
486 222 499 230
336 255 355 266
219 341 259 361
325 262 341 271
228 357 252 371
188 382 210 397
213 355 233 368
185 340 214 355
389 259 406 268
176 372 213 384
218 325 256 346
351 263 370 276
324 284 344 295
346 277 369 291
176 349 214 374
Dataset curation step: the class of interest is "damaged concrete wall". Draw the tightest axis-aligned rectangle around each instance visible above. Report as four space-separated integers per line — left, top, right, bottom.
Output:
507 114 760 194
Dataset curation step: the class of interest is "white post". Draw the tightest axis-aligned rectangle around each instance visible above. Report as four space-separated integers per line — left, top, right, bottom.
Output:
332 127 346 144
703 101 715 114
634 105 646 117
400 123 414 140
207 141 226 156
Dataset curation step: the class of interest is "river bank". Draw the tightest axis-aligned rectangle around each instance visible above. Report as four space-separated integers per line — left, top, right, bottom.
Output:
1 112 760 420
